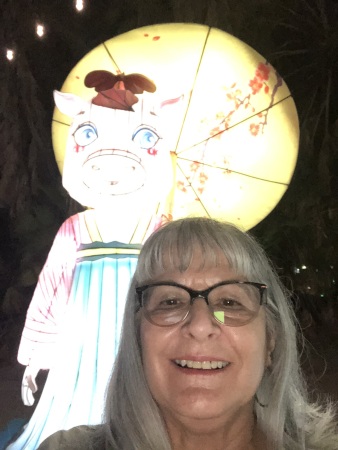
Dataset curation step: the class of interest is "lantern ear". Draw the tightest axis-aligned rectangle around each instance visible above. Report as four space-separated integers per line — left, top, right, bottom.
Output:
53 90 88 118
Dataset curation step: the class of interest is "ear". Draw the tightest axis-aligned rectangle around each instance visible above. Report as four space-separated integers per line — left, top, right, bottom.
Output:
265 333 275 368
154 94 185 119
53 90 88 118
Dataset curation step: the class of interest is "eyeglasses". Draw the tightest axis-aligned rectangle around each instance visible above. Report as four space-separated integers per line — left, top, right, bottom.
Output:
136 280 267 327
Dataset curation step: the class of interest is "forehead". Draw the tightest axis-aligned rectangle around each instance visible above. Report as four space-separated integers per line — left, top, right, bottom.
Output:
162 246 231 272
149 255 243 289
138 240 245 285
71 104 157 131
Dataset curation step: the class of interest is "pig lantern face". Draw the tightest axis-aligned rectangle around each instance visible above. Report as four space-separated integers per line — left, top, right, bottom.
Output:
54 90 174 210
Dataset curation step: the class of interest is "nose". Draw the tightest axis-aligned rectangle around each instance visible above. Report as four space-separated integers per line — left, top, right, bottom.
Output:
183 297 221 340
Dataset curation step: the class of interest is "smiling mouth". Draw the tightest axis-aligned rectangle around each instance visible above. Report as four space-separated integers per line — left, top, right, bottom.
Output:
174 360 230 370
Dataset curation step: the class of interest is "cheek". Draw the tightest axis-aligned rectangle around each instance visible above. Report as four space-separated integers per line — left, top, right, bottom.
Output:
140 320 159 371
74 144 85 153
140 320 174 384
140 322 163 393
147 148 158 156
230 322 269 373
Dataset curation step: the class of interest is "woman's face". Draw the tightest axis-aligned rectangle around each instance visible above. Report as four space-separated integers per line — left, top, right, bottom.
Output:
140 252 274 431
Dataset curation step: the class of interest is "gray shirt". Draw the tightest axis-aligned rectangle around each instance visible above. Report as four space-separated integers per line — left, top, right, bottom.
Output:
38 426 105 450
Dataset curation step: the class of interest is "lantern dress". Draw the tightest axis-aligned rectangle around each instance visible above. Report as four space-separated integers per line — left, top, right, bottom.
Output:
7 210 140 450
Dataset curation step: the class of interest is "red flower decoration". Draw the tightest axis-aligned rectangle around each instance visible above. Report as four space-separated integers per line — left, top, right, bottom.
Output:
250 123 260 136
249 77 263 95
177 181 187 193
255 62 270 81
190 162 200 172
199 173 208 184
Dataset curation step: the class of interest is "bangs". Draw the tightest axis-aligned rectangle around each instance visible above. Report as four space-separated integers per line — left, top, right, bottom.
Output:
134 218 266 285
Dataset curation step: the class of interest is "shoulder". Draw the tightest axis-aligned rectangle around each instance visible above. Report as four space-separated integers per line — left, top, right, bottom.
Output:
38 425 103 449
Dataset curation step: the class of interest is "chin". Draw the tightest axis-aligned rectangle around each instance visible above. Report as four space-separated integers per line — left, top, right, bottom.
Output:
175 393 228 419
175 389 253 422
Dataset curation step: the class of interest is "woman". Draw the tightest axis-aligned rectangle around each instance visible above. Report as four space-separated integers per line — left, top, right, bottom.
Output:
39 217 338 449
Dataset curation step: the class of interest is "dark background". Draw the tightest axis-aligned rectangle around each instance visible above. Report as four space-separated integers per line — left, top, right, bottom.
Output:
0 0 337 425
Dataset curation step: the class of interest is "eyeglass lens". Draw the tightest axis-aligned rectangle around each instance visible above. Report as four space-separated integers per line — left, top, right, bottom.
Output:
141 283 263 327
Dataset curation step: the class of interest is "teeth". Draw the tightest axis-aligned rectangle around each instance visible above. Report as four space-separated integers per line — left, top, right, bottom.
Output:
175 359 229 370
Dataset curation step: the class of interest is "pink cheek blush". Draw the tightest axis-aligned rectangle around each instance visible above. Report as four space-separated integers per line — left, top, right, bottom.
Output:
74 144 85 153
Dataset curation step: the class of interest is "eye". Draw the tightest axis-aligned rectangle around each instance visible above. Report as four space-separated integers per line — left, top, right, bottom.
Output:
152 296 188 312
73 123 98 147
221 298 239 307
217 298 247 311
160 298 180 307
132 127 160 149
148 293 187 310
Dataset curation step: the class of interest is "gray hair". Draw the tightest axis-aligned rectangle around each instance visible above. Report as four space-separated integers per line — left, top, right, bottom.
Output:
101 217 337 450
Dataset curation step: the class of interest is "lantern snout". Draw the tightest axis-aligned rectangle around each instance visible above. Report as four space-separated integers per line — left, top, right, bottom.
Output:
82 149 146 196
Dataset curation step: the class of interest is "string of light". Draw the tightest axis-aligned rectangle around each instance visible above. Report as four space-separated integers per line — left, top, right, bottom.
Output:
5 1 86 61
292 264 336 297
76 0 84 11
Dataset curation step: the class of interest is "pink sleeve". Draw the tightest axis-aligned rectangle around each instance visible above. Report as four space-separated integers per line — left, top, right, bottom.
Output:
17 215 80 369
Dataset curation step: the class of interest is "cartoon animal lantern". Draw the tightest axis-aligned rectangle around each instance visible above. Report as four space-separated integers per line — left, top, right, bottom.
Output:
58 70 175 224
9 23 299 450
10 73 180 450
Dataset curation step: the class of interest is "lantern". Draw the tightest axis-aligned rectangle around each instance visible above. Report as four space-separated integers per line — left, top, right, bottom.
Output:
52 23 299 230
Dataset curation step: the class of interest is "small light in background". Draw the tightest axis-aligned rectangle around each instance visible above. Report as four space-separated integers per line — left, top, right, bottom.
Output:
75 0 84 11
293 267 300 274
301 265 307 270
6 49 14 61
36 23 45 38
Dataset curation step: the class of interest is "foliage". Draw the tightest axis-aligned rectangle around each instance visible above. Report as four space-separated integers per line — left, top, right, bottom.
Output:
252 0 338 306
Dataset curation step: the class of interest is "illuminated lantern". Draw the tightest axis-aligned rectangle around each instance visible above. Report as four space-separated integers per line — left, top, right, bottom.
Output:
10 23 298 449
53 22 299 230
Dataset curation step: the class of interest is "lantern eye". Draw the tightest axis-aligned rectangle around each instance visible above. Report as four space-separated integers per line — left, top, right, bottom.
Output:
73 123 98 147
132 126 160 150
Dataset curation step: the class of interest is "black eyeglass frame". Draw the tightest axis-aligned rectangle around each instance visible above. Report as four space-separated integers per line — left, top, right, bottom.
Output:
136 280 268 327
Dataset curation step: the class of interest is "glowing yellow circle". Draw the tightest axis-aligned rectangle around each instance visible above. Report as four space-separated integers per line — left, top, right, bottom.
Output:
52 23 299 230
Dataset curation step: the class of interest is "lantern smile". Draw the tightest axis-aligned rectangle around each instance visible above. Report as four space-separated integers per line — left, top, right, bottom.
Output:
82 149 146 195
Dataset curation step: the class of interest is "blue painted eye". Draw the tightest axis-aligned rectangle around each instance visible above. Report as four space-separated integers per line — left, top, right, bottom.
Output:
132 127 160 149
73 123 98 146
